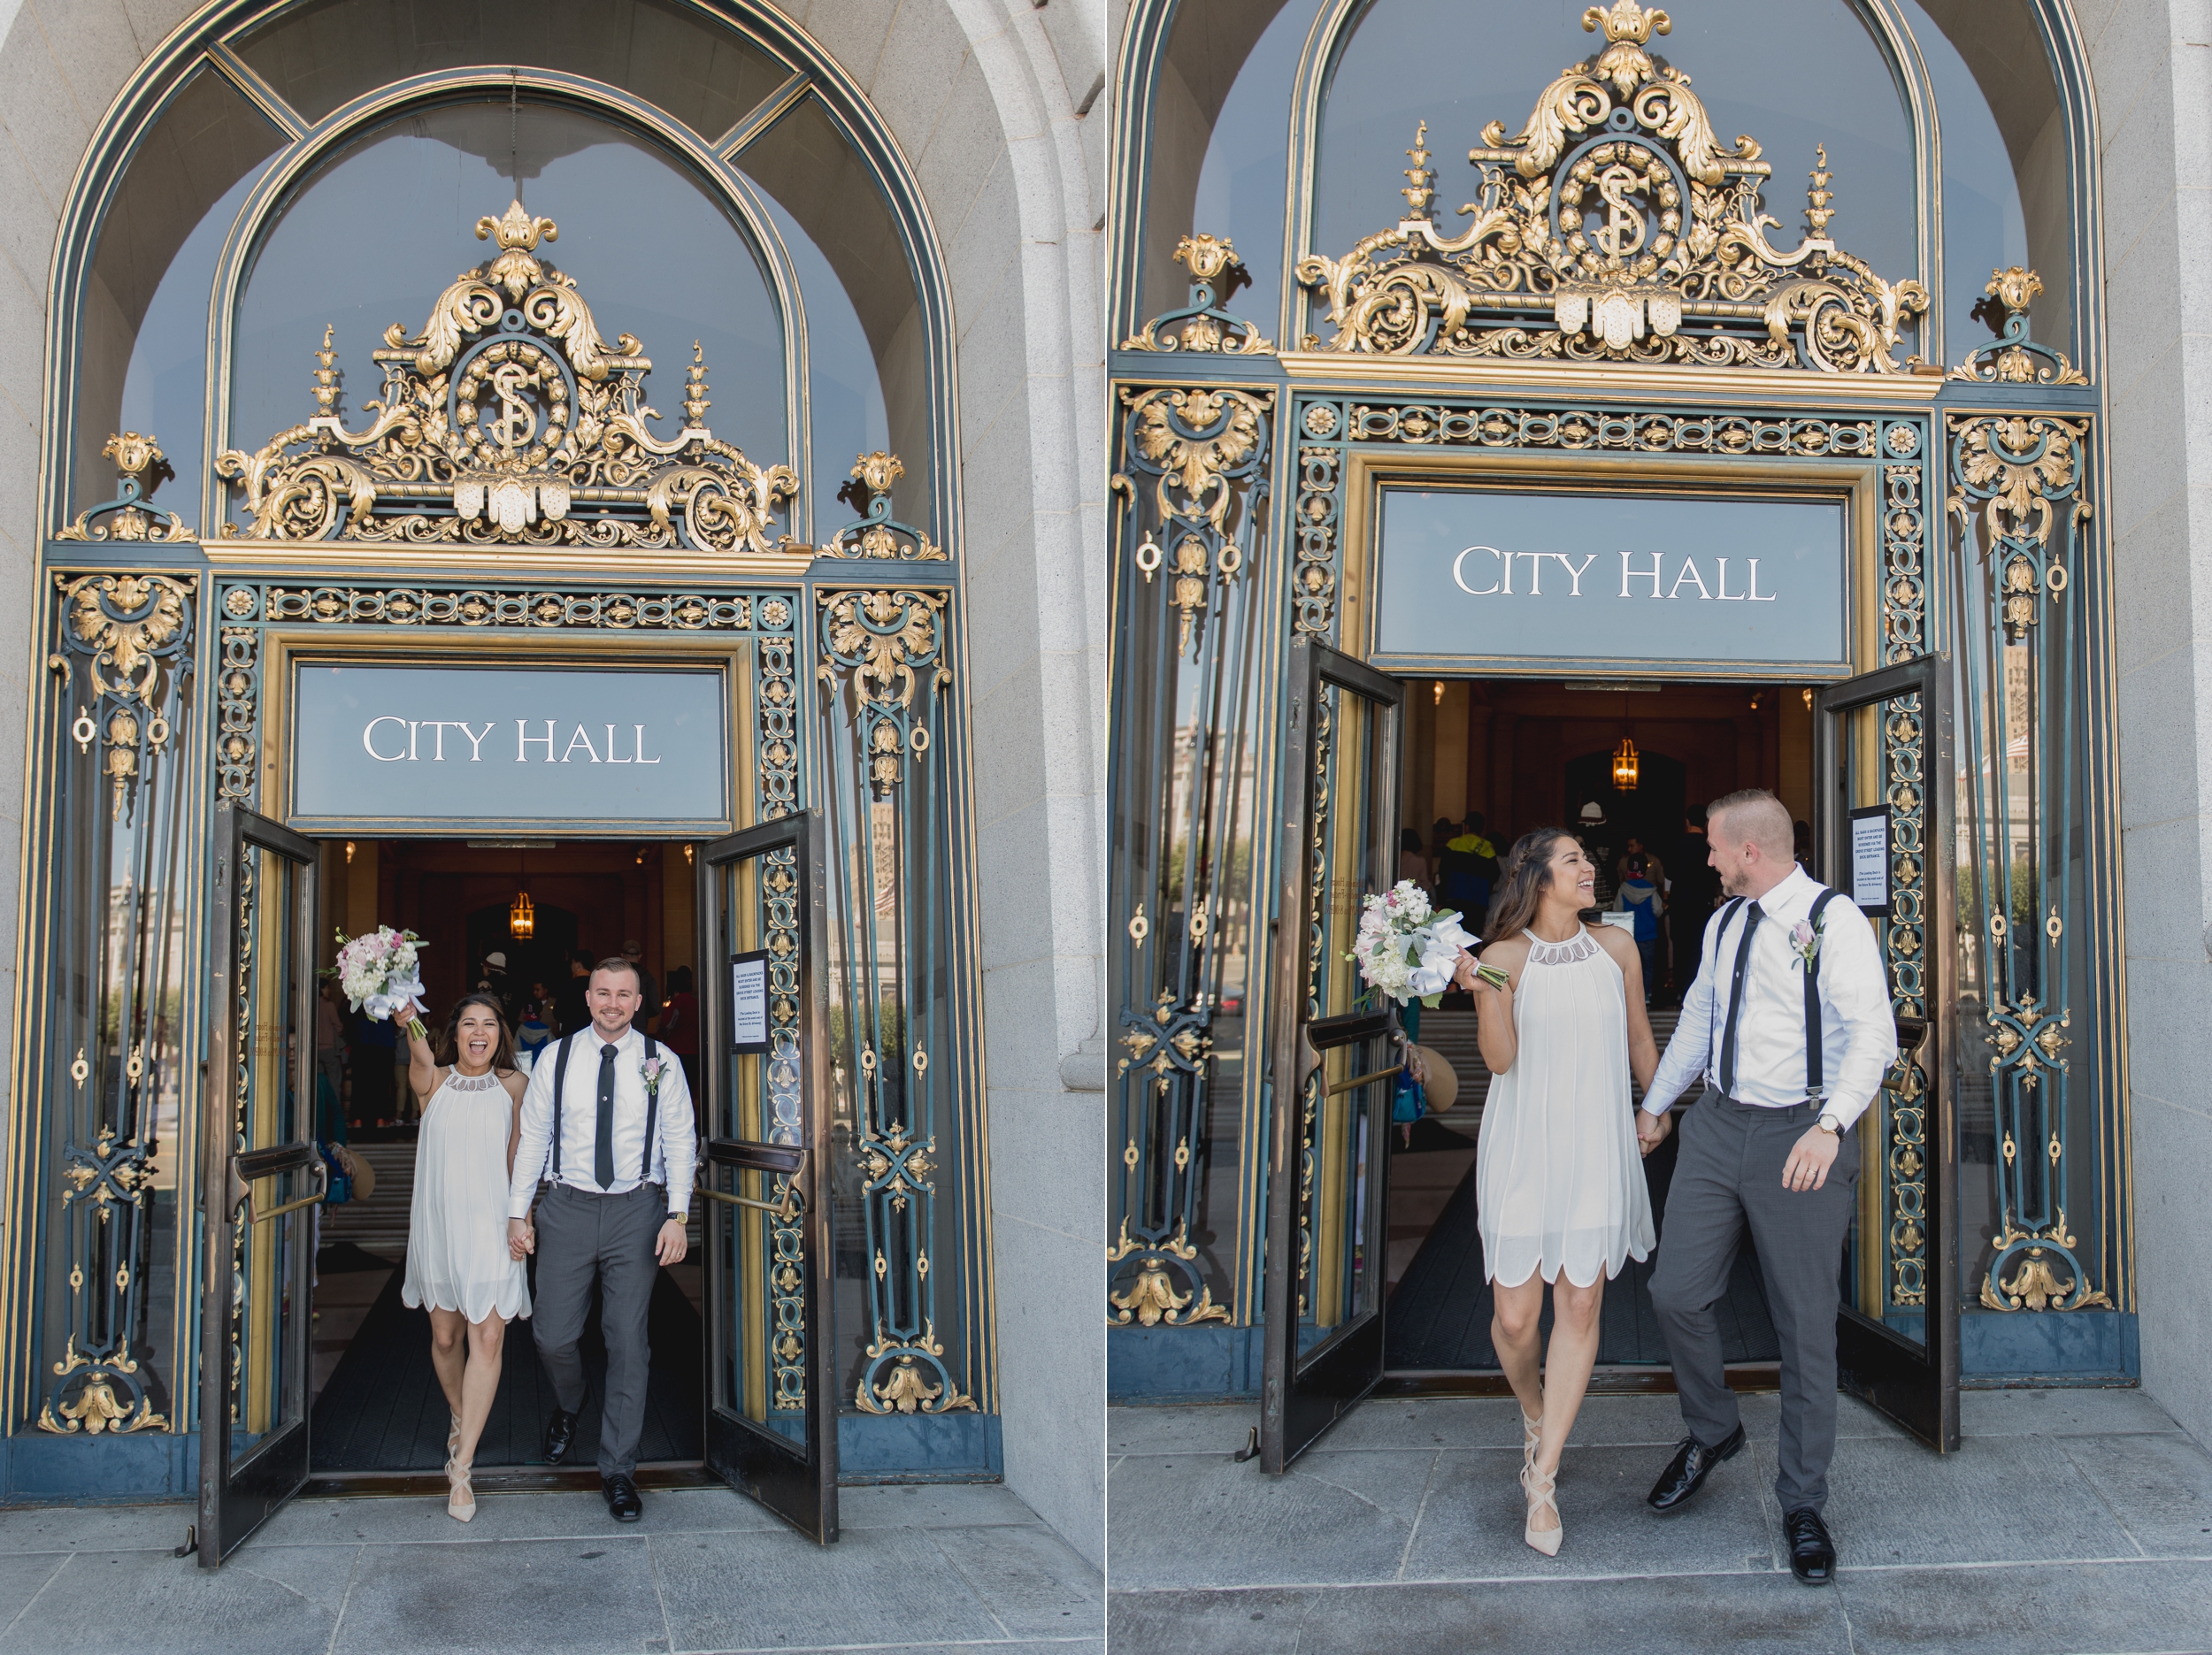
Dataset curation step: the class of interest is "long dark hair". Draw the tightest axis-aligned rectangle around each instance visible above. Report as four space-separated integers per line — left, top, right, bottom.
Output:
1481 828 1580 944
436 992 519 1074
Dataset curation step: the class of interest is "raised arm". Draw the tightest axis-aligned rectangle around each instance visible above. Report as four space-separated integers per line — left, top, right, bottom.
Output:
400 1002 439 1101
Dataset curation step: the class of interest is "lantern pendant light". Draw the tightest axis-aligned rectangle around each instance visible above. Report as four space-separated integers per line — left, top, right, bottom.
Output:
510 848 535 939
1612 736 1640 791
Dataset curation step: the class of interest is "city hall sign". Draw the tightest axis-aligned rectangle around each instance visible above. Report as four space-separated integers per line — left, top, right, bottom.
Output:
1370 486 1850 675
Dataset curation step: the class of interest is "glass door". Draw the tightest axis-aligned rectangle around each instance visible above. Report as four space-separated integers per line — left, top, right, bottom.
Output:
196 809 323 1566
1814 654 1960 1451
696 813 837 1541
1260 643 1403 1471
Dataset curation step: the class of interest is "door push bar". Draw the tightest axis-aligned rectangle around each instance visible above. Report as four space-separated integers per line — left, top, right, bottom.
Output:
696 1140 808 1222
228 1143 327 1225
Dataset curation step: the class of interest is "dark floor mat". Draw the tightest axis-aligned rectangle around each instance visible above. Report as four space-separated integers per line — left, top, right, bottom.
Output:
316 1241 400 1274
1396 1117 1479 1154
1384 1121 1781 1369
310 1257 704 1471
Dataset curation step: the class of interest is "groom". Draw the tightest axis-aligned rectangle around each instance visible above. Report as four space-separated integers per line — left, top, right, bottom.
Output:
509 957 697 1521
1633 790 1895 1586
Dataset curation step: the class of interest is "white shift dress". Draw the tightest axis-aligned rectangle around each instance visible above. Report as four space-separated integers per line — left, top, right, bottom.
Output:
1476 927 1656 1289
402 1069 532 1322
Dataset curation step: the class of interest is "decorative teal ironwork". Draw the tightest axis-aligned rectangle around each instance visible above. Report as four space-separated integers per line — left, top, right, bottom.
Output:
815 586 974 1412
817 453 945 562
1947 269 2090 389
1947 409 2108 1313
55 433 188 544
1106 373 1274 1327
34 569 196 1436
1120 234 1275 356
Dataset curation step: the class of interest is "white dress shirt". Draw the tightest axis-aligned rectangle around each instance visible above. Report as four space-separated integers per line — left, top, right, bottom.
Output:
1644 866 1897 1129
508 1023 699 1218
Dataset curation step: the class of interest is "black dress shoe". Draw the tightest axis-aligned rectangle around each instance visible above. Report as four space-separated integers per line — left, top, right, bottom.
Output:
1785 1507 1836 1586
603 1474 642 1523
543 1406 579 1465
1646 1423 1747 1513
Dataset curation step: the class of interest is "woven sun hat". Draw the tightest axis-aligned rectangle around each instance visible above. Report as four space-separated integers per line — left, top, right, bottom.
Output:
1414 1045 1458 1114
484 951 507 969
1578 801 1606 823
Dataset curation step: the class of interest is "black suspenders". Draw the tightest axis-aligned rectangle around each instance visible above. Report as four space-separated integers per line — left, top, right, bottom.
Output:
548 1030 664 1183
549 1031 577 1177
1707 888 1842 1104
1801 887 1842 1104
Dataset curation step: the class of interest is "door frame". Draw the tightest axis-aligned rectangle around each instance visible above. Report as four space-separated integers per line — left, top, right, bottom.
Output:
695 810 839 1541
197 806 323 1567
1815 651 1961 1452
1260 640 1404 1472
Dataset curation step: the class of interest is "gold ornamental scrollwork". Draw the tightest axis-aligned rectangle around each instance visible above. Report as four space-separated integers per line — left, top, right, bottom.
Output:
57 433 188 542
817 451 946 561
215 200 800 554
1106 1219 1229 1327
1947 413 2090 641
57 571 194 822
816 589 950 793
1947 268 2088 387
1294 2 1929 372
1122 234 1276 356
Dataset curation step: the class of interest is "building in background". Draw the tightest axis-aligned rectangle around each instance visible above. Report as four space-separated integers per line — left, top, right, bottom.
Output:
1107 0 2209 1471
0 0 1106 1570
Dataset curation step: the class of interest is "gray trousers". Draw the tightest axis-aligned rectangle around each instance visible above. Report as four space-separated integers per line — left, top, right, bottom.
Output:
1648 1092 1860 1514
532 1181 666 1479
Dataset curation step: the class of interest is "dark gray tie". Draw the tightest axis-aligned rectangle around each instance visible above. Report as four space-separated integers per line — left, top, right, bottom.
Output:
595 1043 618 1188
1717 901 1763 1097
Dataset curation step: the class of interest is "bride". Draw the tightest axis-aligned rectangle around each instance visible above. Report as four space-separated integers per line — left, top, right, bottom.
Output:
1454 828 1660 1556
399 994 531 1521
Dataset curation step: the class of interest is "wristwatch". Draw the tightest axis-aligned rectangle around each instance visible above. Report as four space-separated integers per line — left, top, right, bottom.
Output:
1815 1113 1843 1137
668 1210 688 1225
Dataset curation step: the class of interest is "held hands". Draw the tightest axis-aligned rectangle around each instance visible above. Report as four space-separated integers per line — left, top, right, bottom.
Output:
1635 1108 1672 1159
507 1217 534 1260
1782 1125 1841 1192
655 1217 688 1266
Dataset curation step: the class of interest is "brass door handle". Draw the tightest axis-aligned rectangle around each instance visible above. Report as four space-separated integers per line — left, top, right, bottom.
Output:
237 1153 327 1225
1323 1064 1403 1097
695 1177 803 1222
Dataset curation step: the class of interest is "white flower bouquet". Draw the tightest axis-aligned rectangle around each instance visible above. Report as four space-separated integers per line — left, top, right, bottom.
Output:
1345 880 1507 1008
327 926 429 1038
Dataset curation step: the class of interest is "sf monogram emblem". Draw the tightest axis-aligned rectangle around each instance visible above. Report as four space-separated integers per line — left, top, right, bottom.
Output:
1590 163 1648 261
487 360 540 450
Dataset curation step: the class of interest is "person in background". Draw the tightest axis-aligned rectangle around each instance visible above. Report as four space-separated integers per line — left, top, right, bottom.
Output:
1398 826 1434 893
316 979 348 1122
529 980 557 1035
621 939 657 1031
554 950 592 1039
1670 809 1718 1000
1610 854 1664 1007
1440 812 1500 933
1576 802 1619 908
350 1004 396 1128
659 964 700 1100
1617 834 1665 899
1793 818 1815 876
515 1000 554 1066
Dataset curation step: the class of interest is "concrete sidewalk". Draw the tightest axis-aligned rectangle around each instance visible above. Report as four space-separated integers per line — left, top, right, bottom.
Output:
1108 1389 2212 1654
0 1480 1102 1655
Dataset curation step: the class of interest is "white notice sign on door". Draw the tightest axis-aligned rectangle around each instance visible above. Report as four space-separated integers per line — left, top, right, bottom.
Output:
1849 807 1891 915
731 951 770 1053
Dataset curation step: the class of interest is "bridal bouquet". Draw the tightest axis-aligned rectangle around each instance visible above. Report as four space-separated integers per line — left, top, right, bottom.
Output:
1346 881 1506 1008
328 926 429 1038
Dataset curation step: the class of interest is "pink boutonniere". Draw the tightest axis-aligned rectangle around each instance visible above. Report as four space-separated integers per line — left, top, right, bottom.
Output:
642 1055 665 1097
1789 916 1824 971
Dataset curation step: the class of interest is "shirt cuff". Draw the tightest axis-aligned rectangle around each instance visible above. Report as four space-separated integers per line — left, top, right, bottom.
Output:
507 1195 534 1220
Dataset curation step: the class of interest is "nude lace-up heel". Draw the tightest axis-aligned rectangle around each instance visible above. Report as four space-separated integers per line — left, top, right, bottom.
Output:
1522 1463 1562 1557
446 1456 476 1523
448 1414 462 1460
1521 1402 1543 1477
